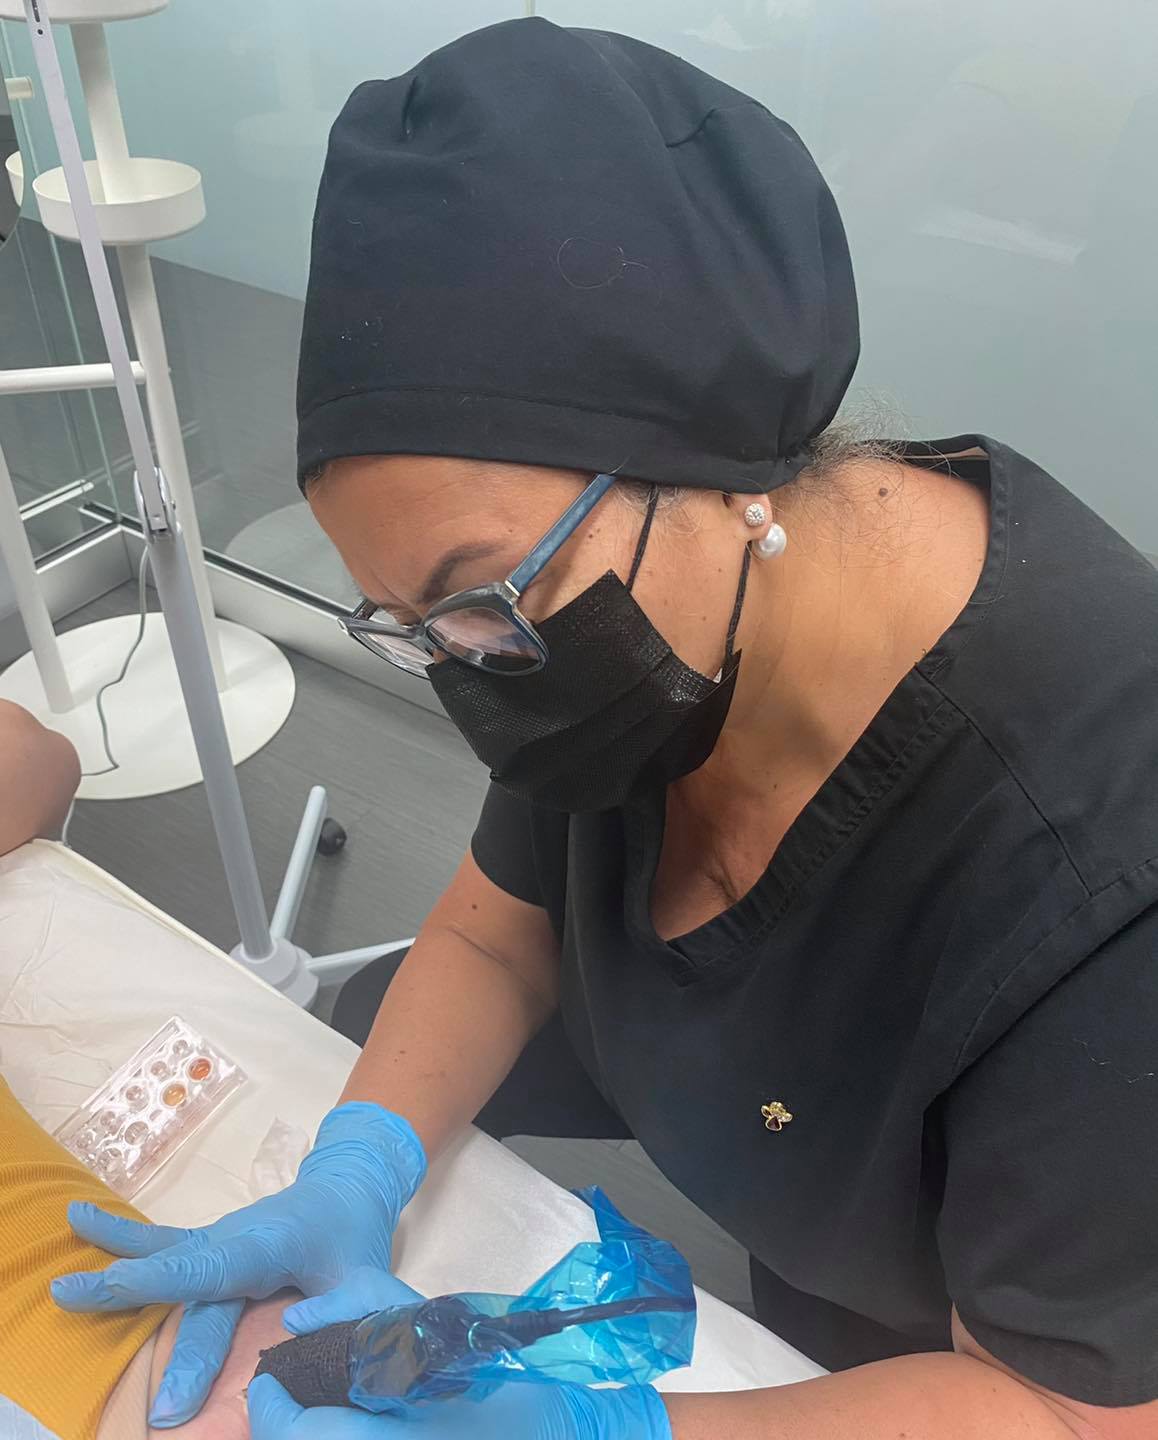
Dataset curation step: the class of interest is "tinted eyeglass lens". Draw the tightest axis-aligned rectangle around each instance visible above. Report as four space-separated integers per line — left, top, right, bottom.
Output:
427 607 542 673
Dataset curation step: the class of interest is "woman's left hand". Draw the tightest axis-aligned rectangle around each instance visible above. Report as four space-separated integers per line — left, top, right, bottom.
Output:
249 1268 671 1440
247 1371 670 1440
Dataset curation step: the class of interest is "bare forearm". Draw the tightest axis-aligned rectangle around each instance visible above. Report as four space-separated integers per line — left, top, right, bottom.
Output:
665 1353 1078 1440
340 858 559 1160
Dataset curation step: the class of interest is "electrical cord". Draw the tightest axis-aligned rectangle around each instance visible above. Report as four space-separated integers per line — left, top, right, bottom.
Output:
61 548 152 848
84 548 152 778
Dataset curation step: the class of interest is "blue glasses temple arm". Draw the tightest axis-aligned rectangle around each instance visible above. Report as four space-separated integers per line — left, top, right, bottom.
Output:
507 472 617 596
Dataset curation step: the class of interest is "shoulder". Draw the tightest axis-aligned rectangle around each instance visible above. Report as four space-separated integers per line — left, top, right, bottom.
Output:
939 900 1158 1408
925 437 1158 896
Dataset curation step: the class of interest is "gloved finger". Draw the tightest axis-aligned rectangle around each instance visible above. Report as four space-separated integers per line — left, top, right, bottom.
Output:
146 1297 245 1428
247 1373 305 1439
248 1375 399 1439
284 1268 423 1336
52 1230 281 1309
66 1200 199 1258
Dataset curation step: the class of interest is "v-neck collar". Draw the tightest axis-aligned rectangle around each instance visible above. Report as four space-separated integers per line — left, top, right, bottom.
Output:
622 435 1012 985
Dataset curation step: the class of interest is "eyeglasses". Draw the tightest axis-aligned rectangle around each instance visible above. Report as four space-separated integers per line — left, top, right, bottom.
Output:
338 471 617 677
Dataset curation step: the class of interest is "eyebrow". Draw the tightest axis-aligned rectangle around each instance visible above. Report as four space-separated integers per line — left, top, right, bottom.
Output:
415 541 504 609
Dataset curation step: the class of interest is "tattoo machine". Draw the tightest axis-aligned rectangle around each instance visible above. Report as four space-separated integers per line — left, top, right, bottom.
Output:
255 1187 697 1413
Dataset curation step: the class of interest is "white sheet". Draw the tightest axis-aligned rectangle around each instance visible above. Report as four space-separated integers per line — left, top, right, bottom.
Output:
0 840 823 1395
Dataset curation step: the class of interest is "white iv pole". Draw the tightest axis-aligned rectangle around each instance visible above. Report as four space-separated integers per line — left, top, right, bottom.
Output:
6 0 412 1005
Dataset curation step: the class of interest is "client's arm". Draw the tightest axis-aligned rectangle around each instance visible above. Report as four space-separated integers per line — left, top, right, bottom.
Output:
0 699 80 855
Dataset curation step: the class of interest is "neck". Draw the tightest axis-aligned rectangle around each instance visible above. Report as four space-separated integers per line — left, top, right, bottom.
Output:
679 458 989 817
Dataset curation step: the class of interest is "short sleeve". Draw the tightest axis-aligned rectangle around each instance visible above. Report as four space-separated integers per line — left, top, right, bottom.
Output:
470 781 543 906
938 903 1158 1406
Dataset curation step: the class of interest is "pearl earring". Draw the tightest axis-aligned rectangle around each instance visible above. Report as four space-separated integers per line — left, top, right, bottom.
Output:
752 522 788 559
743 502 767 528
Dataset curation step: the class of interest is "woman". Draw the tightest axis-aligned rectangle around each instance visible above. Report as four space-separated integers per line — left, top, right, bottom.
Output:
55 18 1158 1439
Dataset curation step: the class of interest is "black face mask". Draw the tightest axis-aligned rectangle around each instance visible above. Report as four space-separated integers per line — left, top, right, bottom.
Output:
430 499 749 813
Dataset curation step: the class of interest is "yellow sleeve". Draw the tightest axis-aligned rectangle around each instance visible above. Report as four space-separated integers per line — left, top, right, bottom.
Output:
0 1076 169 1440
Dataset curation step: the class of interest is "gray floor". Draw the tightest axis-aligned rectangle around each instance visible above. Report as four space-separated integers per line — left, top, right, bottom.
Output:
60 581 754 1315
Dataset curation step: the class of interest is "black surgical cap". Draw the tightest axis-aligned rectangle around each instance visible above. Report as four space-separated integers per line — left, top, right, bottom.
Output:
297 17 859 495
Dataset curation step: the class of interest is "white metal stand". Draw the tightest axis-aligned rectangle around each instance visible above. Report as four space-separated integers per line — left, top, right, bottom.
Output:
2 0 412 1002
0 0 299 792
0 440 74 710
0 354 297 796
0 612 296 797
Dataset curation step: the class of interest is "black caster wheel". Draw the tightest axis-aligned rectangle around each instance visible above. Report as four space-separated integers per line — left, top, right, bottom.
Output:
317 818 347 856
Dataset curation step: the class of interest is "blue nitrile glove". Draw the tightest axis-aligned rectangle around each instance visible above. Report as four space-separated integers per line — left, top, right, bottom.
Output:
248 1369 671 1440
49 1103 426 1428
250 1268 672 1440
280 1263 423 1334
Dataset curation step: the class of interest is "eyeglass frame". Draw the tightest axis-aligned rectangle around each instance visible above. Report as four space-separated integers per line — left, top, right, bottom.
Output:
338 470 617 676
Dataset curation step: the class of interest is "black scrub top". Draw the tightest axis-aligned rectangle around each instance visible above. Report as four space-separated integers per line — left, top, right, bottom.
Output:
471 437 1158 1408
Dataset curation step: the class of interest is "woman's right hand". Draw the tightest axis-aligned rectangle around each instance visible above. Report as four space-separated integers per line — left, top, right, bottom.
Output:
50 1102 427 1428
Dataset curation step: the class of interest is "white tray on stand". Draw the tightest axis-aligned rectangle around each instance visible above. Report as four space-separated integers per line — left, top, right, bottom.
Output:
30 155 204 243
0 0 166 21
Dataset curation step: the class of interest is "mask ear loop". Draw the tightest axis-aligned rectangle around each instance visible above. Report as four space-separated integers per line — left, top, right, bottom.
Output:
625 484 660 592
626 483 749 666
724 546 752 666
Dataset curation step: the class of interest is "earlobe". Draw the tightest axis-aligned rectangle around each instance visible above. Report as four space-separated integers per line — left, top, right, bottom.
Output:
726 490 775 532
729 491 787 559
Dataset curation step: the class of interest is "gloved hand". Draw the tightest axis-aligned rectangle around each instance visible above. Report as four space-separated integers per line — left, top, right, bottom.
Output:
249 1267 671 1440
248 1369 670 1440
49 1103 426 1428
280 1263 422 1333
